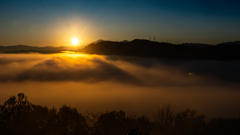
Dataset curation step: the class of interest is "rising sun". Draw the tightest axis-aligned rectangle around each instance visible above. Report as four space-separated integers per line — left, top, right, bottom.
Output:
71 38 79 45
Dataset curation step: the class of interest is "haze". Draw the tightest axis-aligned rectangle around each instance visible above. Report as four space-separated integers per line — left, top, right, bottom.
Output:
0 53 240 119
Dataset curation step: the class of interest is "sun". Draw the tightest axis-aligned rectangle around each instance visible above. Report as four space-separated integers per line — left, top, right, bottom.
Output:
71 38 79 45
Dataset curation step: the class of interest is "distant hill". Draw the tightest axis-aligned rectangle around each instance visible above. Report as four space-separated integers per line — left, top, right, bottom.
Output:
91 39 106 44
180 43 213 48
219 41 240 46
79 39 240 60
1 40 240 60
0 45 79 53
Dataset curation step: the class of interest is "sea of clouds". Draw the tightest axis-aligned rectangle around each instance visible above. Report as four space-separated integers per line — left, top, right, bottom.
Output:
0 53 240 119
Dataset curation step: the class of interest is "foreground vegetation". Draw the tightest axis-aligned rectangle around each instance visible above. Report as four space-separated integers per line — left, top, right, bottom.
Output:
0 93 240 135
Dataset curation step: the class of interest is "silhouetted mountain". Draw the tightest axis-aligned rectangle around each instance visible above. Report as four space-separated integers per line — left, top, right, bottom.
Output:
121 40 130 43
79 39 240 60
92 39 105 44
2 40 240 60
219 41 240 45
180 43 213 48
0 45 79 53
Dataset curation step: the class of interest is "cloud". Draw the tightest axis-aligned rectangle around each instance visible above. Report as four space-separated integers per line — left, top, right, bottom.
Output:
0 54 140 84
106 55 240 84
0 53 239 88
0 53 240 119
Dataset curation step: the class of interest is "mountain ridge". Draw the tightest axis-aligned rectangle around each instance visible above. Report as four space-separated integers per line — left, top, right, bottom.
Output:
1 39 240 60
79 39 240 60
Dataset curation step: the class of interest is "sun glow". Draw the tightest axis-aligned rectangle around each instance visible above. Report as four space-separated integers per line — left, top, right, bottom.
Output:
71 38 79 45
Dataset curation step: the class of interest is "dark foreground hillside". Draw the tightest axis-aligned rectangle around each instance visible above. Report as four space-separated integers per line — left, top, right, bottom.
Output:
1 93 240 135
80 39 240 60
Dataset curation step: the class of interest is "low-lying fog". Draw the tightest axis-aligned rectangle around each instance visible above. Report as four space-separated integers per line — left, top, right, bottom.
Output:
0 53 240 119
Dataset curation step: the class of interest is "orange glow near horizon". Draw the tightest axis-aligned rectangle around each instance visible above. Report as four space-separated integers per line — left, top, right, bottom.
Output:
49 17 95 46
56 51 91 58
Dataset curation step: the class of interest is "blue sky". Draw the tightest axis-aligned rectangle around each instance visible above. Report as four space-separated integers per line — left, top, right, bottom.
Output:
0 0 239 46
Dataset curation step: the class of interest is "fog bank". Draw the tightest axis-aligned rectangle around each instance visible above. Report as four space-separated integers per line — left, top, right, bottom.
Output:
0 53 240 119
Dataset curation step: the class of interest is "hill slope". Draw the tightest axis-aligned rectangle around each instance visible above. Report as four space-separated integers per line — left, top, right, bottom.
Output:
79 39 240 60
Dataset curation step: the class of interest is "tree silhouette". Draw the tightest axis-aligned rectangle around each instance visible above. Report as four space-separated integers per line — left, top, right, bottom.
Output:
0 93 88 135
152 105 175 135
1 93 240 135
127 128 150 135
57 105 88 135
96 111 126 135
90 110 151 135
205 117 240 135
174 109 205 135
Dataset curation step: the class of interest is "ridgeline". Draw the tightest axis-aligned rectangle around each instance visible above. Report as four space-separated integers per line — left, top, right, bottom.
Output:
1 39 240 60
79 39 240 60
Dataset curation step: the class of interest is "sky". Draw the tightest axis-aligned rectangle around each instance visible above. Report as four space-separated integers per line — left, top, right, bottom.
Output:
0 0 240 46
